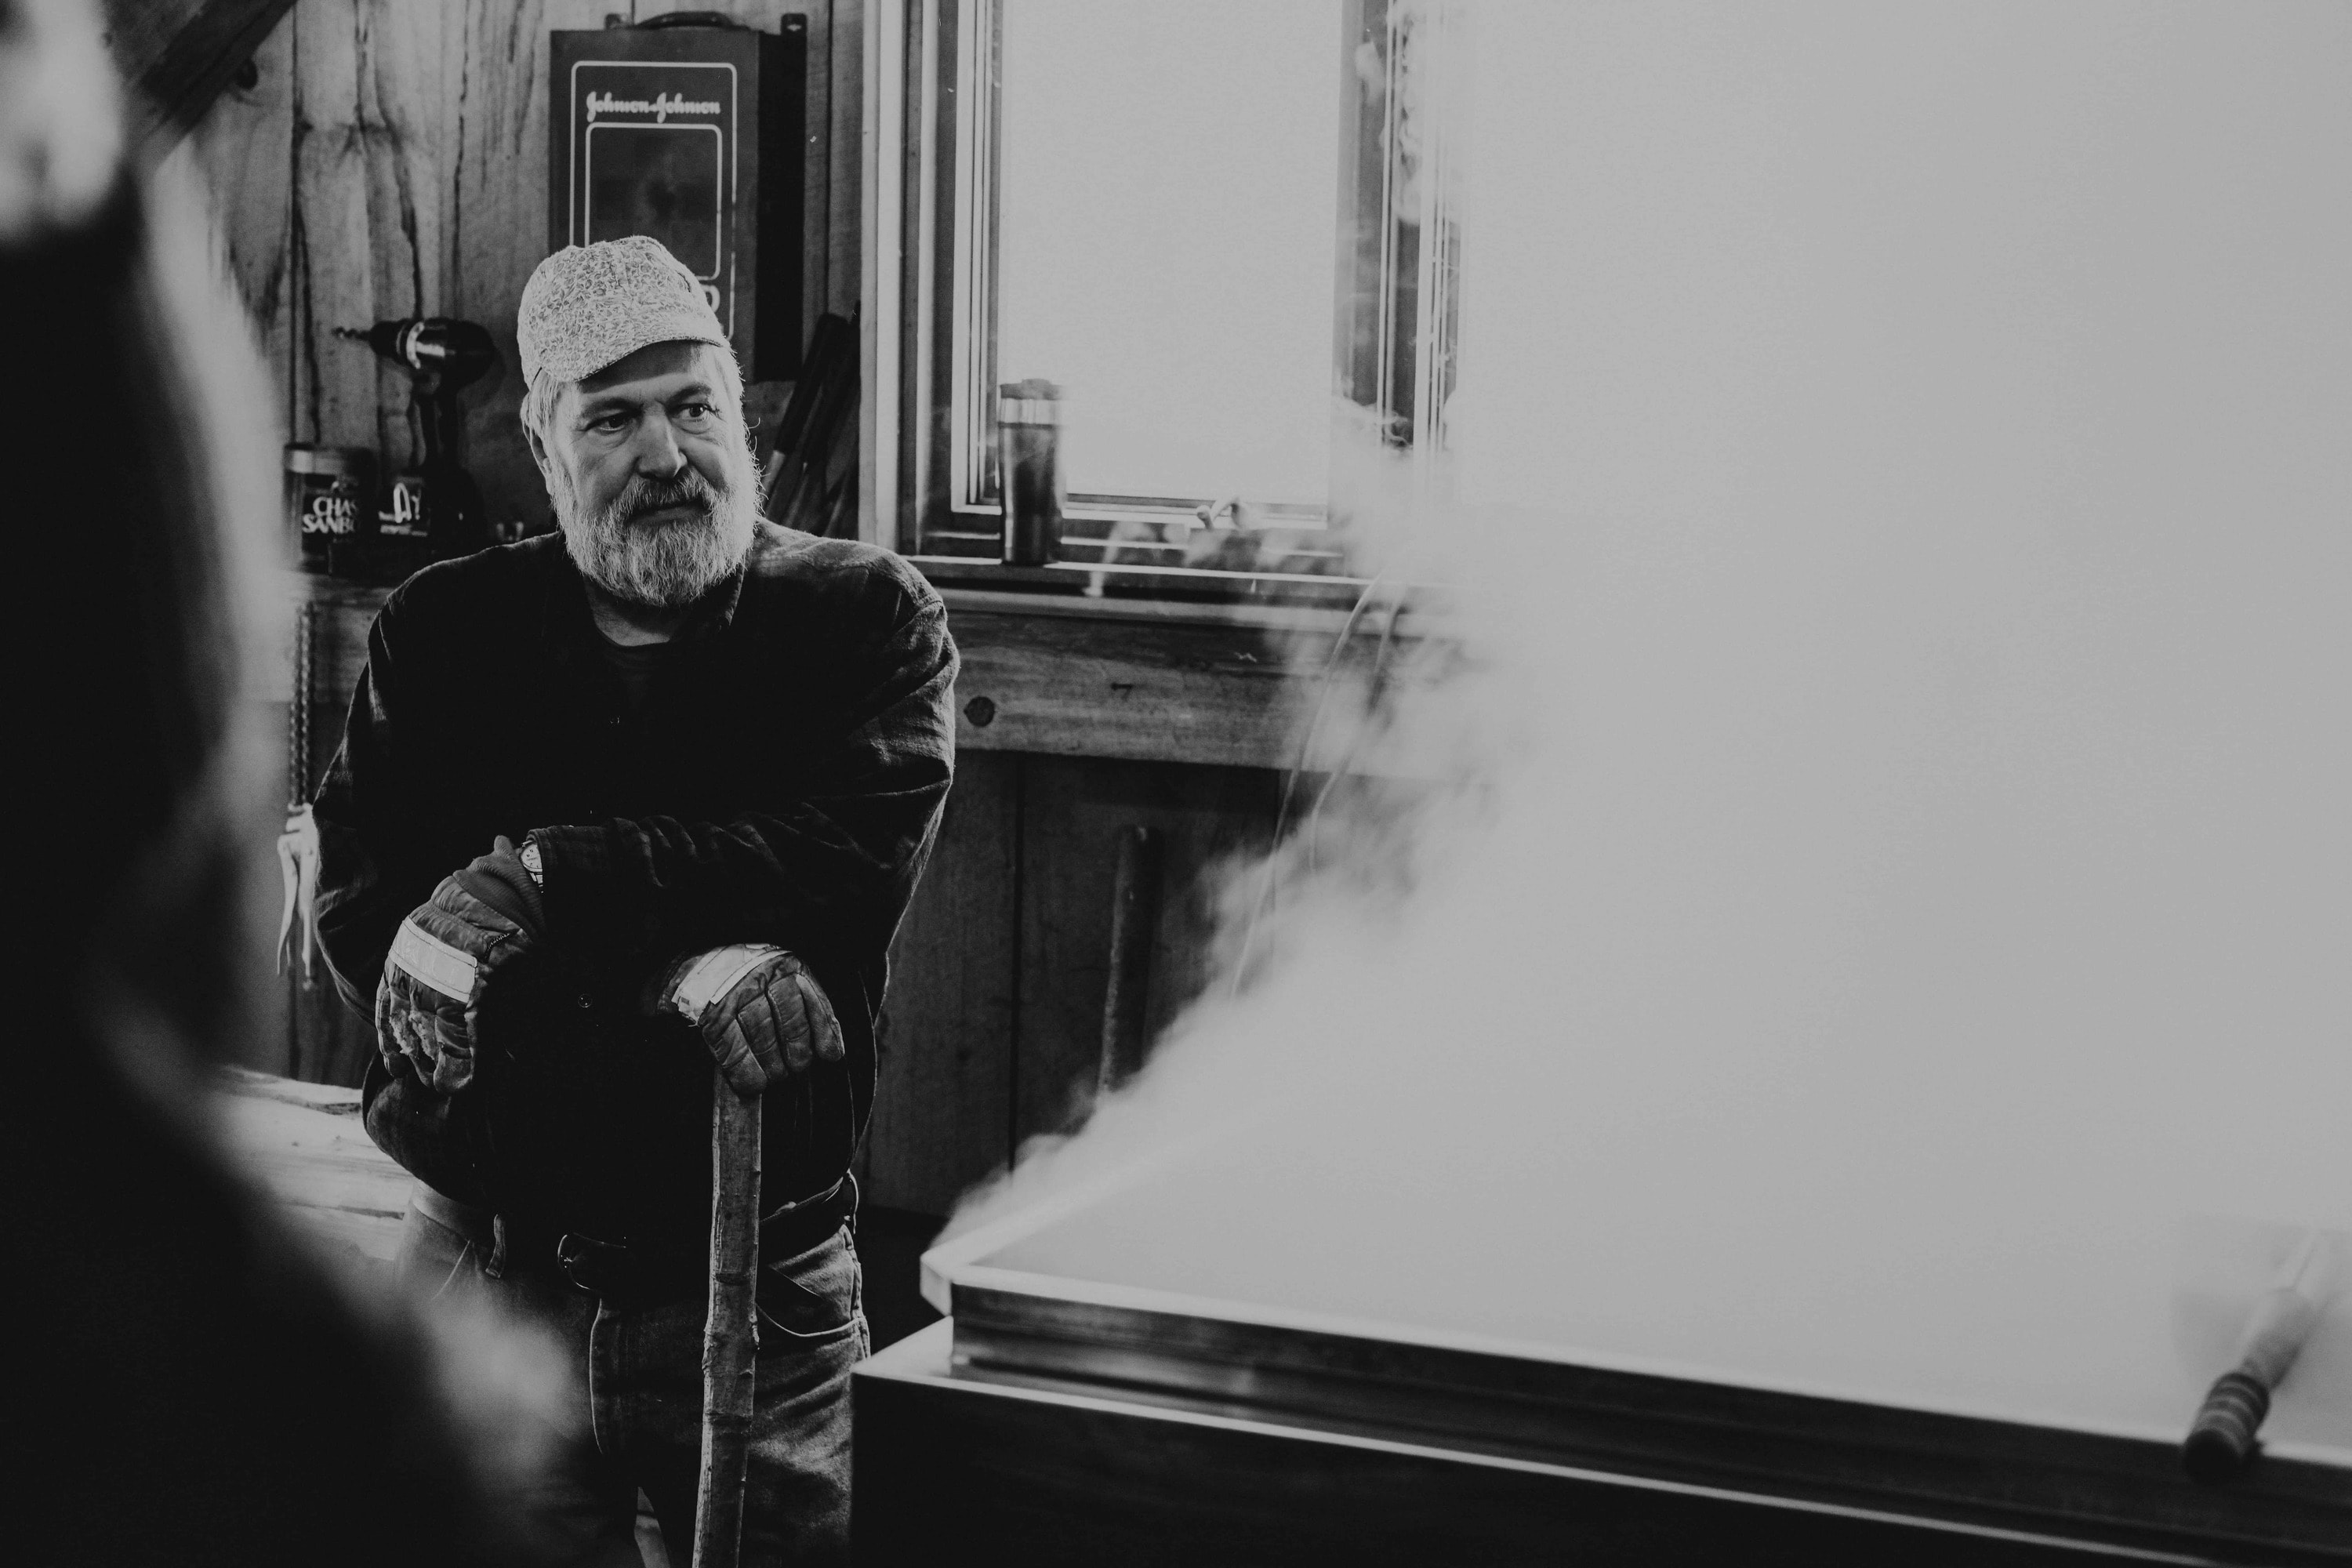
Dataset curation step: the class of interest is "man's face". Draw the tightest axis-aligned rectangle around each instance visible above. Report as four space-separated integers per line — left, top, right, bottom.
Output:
533 339 758 608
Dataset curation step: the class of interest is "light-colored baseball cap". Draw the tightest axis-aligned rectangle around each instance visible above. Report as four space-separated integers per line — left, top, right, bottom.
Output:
517 235 731 387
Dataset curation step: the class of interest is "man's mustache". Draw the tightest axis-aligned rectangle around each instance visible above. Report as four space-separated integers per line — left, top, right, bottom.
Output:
615 469 722 524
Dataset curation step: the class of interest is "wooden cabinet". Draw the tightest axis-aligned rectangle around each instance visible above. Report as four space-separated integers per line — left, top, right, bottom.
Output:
862 750 1280 1218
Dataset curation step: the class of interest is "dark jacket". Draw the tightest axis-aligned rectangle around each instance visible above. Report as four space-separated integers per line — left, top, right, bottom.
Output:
312 524 956 1250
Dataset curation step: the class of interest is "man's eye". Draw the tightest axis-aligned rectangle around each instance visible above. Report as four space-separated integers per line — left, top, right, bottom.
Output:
675 403 717 428
589 415 630 434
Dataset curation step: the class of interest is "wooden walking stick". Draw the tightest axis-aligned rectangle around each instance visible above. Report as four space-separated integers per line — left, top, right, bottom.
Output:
694 1076 763 1568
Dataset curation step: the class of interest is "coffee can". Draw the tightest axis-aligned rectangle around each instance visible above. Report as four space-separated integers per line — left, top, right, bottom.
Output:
285 445 376 572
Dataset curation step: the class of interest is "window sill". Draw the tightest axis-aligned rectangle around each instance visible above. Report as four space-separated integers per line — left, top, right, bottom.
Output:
913 555 1388 617
942 584 1443 777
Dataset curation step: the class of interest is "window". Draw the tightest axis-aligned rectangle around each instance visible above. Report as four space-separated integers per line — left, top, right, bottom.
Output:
874 0 1462 601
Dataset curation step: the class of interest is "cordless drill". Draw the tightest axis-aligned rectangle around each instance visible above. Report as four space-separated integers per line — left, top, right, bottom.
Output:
336 318 500 560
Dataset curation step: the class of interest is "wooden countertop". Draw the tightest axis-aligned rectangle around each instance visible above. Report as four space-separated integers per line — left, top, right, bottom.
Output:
214 1065 407 1268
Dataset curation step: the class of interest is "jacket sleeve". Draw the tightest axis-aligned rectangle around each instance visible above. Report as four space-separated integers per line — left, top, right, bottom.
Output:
312 590 507 1200
525 573 958 974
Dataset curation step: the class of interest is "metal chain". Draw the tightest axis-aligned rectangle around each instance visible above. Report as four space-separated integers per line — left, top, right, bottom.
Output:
288 599 313 809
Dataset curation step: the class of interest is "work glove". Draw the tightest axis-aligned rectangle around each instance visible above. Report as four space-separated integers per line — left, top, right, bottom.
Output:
375 836 550 1094
653 946 844 1098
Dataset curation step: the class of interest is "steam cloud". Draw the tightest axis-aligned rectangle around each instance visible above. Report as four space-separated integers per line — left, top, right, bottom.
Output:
939 1 2352 1450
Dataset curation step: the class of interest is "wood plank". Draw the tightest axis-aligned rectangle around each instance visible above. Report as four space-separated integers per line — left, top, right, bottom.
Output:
950 608 1300 771
222 1098 407 1221
946 603 1454 776
289 0 395 452
103 0 299 147
1013 756 1279 1145
103 0 213 90
865 750 1021 1216
825 0 865 320
213 1066 409 1265
443 0 618 535
800 0 837 348
165 13 297 416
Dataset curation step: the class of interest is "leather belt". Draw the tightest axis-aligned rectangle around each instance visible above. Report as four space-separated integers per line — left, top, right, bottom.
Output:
410 1182 511 1276
408 1175 855 1307
411 1181 492 1243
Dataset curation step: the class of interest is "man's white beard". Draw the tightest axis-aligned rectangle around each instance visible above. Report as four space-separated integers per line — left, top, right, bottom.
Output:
554 458 757 610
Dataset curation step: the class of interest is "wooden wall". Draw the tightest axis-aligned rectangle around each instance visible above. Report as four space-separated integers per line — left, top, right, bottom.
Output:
171 0 866 536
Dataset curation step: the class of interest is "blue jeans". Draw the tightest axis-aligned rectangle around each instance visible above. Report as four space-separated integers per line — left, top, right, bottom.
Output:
397 1198 868 1567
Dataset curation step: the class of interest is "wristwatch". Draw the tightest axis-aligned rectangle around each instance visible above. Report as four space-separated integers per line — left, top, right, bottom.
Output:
519 838 543 886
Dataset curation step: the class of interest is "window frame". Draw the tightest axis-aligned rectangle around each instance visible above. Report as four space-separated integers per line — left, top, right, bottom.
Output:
866 0 1460 608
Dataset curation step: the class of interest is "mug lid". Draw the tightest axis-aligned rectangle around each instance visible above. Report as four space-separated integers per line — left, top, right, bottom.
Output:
285 444 375 476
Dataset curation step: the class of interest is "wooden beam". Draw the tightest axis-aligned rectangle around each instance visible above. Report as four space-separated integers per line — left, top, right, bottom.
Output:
104 0 298 151
947 601 1450 777
161 12 294 402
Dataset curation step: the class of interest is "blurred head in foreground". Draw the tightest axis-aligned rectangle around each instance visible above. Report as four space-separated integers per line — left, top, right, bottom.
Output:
517 235 760 608
5 0 556 1560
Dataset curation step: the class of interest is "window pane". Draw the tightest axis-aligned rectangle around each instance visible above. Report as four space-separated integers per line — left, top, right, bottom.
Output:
996 0 1345 506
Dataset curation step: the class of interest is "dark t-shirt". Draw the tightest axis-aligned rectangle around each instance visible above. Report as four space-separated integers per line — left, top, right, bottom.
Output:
595 629 671 719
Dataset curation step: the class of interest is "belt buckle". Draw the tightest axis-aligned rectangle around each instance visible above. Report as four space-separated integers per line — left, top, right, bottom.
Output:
555 1232 630 1298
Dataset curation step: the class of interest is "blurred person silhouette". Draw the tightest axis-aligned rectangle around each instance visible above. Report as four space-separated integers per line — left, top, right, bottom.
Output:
2 0 564 1561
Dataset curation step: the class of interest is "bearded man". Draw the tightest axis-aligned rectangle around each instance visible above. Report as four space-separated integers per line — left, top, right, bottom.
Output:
311 236 956 1566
